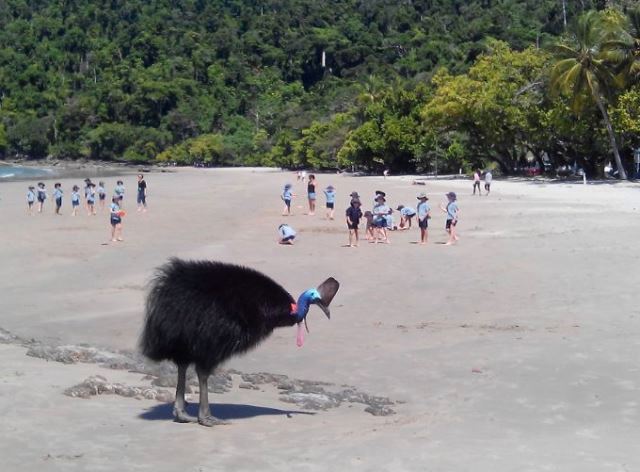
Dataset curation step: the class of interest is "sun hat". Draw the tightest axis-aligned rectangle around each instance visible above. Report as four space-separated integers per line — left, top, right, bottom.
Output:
396 205 405 211
375 194 386 202
446 192 457 200
284 183 292 189
326 185 335 191
350 191 360 198
351 198 361 205
417 192 428 200
375 190 386 197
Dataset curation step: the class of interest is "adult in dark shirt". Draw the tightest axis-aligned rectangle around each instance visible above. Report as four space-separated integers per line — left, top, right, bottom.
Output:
345 198 363 247
137 174 147 212
307 174 317 215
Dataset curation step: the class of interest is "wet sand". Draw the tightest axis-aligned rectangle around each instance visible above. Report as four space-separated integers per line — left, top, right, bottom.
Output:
1 168 639 471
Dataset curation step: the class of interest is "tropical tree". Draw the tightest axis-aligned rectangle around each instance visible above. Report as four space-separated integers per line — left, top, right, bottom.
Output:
602 8 640 84
550 10 628 178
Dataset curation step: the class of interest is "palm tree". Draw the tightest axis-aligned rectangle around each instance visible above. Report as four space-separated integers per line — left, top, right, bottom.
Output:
602 9 640 84
550 11 628 179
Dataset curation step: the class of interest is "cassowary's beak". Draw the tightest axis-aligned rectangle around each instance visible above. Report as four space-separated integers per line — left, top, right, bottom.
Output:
316 301 331 319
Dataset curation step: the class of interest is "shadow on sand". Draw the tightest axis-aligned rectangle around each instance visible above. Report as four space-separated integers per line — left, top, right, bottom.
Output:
139 402 315 421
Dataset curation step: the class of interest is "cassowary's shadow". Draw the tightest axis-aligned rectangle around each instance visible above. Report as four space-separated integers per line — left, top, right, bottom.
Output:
139 402 315 421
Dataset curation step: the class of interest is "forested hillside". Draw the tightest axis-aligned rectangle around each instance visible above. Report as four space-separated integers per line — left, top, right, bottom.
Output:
1 0 638 176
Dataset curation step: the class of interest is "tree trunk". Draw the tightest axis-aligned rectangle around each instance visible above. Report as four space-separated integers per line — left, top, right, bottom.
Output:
594 94 628 179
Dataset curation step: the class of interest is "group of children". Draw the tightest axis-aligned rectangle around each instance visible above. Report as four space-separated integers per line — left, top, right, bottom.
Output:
25 174 149 243
278 178 460 247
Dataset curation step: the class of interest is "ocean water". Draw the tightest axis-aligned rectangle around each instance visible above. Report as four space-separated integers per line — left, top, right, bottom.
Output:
0 165 53 181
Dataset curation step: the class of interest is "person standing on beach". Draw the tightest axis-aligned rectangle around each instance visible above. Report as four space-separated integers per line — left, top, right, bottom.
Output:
83 179 92 212
137 174 147 211
416 193 431 244
53 183 63 215
281 183 294 215
345 198 362 247
97 181 107 211
110 196 124 242
26 186 36 215
472 170 481 195
324 185 336 220
87 183 97 215
307 174 317 215
114 180 125 207
71 185 81 216
484 170 492 195
36 182 47 213
372 194 390 244
440 192 459 245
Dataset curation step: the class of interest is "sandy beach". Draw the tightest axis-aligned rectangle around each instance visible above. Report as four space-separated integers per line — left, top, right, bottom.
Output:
1 168 639 471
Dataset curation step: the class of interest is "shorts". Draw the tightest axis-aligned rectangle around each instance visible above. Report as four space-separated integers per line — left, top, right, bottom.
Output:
284 199 291 209
484 183 491 190
56 198 62 207
111 216 122 226
374 218 387 228
37 196 45 203
418 218 428 229
347 223 359 230
72 201 80 207
118 195 124 201
137 190 146 205
99 194 106 201
87 199 95 205
308 192 316 200
28 201 34 207
282 235 295 242
446 219 457 229
326 202 334 209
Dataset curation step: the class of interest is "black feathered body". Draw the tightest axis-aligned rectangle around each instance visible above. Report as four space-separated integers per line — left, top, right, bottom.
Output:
141 259 297 372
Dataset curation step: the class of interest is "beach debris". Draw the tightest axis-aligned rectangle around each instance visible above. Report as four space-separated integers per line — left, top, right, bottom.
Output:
65 375 174 402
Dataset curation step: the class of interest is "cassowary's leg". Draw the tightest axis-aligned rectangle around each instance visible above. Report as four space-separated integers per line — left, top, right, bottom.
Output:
173 363 196 423
196 366 228 427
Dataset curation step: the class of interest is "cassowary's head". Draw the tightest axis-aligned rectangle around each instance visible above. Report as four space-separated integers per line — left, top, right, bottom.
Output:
292 277 340 347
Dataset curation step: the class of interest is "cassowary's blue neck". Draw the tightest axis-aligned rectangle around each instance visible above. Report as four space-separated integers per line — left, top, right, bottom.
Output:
293 289 318 322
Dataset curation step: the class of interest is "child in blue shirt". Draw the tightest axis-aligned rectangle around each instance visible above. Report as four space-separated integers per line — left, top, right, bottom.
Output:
324 185 336 220
416 193 431 244
97 181 107 211
87 183 96 215
396 205 416 230
71 185 81 216
36 182 47 213
372 195 390 244
278 223 296 245
26 186 36 215
114 181 125 206
440 192 460 245
281 184 294 216
53 183 63 215
110 196 124 242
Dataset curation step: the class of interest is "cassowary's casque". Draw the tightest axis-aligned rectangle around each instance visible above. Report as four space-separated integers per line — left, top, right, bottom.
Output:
140 258 340 426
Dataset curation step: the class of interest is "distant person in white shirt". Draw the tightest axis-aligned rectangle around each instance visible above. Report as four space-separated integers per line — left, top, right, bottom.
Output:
484 170 493 195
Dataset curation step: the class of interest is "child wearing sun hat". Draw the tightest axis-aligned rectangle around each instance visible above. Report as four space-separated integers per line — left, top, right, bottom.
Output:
440 192 459 245
416 192 431 244
324 185 336 220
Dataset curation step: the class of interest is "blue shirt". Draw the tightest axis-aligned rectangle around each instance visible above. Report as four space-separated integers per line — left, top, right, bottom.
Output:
279 225 296 239
417 201 430 219
87 188 95 202
114 185 124 196
27 191 35 202
401 206 416 217
447 201 459 220
71 192 80 203
97 186 106 196
53 188 63 199
324 190 336 203
282 188 292 200
110 202 120 214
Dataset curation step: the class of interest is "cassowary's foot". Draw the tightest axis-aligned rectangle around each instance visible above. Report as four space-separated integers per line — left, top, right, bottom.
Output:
198 415 229 427
173 406 197 423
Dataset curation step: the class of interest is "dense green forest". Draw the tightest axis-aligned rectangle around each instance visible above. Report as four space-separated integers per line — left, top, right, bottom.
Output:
0 0 639 177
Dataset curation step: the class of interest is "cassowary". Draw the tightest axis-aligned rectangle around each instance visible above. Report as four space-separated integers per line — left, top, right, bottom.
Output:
140 258 340 426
